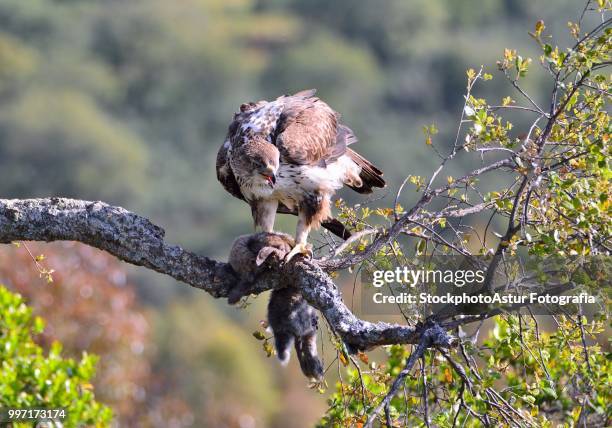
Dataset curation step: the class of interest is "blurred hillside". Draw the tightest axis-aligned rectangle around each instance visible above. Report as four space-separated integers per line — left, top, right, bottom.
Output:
0 0 586 426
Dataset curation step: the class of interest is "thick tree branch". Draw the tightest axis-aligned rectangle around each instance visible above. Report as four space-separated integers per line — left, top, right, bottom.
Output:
0 197 446 350
0 198 234 297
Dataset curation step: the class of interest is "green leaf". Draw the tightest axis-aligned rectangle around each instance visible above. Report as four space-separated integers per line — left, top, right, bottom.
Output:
542 387 557 399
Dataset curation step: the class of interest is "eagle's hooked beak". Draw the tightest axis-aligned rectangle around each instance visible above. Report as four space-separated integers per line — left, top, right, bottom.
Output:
265 173 276 186
262 165 277 187
261 170 276 187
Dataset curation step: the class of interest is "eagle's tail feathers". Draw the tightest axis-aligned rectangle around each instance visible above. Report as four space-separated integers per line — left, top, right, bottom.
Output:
321 218 351 239
346 148 386 194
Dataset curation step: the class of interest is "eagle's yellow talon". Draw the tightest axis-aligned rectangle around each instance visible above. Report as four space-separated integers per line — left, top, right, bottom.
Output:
285 242 313 261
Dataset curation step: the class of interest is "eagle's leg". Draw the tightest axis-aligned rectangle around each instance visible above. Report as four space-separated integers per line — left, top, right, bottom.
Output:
285 212 313 261
254 199 279 232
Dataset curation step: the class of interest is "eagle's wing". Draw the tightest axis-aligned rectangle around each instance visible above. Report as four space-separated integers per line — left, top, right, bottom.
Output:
273 95 345 167
274 91 385 193
216 101 270 201
287 88 317 99
216 139 245 201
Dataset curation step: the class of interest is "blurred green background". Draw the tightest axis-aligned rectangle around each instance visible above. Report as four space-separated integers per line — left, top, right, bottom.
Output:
0 0 587 426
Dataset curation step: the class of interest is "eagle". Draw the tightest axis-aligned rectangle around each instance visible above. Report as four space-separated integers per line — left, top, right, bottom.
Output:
216 89 385 260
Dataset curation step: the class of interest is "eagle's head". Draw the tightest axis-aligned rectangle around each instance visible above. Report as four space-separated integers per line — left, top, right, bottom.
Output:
231 139 280 190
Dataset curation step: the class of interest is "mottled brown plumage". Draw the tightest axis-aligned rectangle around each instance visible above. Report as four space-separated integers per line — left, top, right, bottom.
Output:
274 97 339 166
217 89 385 257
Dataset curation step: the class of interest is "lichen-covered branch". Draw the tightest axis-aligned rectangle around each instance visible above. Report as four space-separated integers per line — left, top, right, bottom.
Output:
0 198 235 297
0 197 444 350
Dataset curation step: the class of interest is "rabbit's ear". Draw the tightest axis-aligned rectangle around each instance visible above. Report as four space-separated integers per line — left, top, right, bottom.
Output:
256 247 280 266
